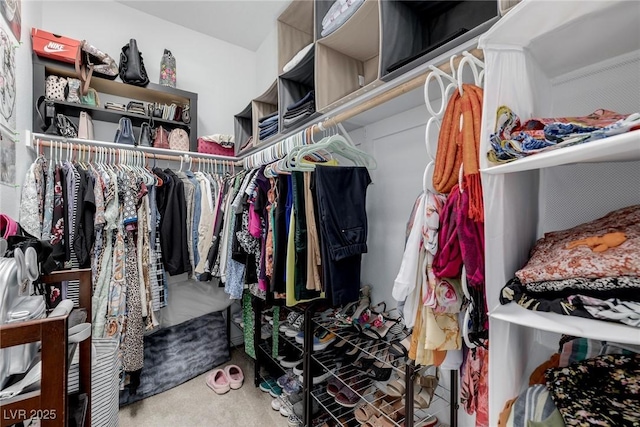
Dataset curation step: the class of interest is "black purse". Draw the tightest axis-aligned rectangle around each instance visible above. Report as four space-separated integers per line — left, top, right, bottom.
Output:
119 39 150 87
55 114 78 138
35 96 58 135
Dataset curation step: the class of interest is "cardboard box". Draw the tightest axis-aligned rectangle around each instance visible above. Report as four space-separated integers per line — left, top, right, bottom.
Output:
31 28 80 64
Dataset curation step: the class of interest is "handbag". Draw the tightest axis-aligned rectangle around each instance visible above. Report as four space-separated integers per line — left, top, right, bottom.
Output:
152 126 170 149
79 88 100 107
35 96 58 134
138 122 152 147
75 40 119 95
119 39 150 87
78 112 94 140
66 78 81 103
114 117 136 146
182 104 191 124
55 114 78 138
168 128 189 151
45 75 67 101
197 137 235 156
159 49 176 88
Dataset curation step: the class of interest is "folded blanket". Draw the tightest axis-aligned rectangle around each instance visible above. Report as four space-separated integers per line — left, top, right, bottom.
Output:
259 122 278 133
516 204 640 284
488 106 640 163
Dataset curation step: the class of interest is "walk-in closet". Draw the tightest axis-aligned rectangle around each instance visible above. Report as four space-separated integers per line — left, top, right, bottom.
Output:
0 1 638 427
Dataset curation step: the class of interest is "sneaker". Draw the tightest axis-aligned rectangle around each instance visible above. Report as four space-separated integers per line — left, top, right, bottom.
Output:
282 377 302 395
278 395 293 417
277 370 296 388
271 397 282 411
259 378 277 393
280 351 303 368
296 329 336 351
297 360 334 385
269 384 283 398
293 362 304 376
285 315 304 338
287 414 302 427
280 312 302 334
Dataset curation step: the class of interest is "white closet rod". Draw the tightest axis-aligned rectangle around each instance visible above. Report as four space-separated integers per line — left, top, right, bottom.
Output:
237 48 484 168
27 131 239 166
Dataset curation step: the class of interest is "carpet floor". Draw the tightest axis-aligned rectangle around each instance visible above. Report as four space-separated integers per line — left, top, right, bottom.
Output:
119 348 288 427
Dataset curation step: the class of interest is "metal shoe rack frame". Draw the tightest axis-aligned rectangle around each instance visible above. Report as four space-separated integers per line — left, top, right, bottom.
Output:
250 298 459 427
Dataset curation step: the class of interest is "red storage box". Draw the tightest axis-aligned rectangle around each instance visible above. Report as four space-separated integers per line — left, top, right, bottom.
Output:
31 28 80 64
197 138 235 156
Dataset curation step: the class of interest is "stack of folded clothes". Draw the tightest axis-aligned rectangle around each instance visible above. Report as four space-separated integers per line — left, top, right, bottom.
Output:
127 101 147 116
104 102 126 112
283 91 315 129
488 106 640 163
321 0 365 37
259 112 279 141
500 204 640 328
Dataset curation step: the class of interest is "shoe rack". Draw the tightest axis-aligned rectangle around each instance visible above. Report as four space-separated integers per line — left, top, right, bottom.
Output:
250 298 459 427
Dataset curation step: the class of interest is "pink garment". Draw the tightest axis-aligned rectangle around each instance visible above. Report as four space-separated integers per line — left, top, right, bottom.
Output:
432 189 463 279
461 344 489 427
0 214 18 239
248 202 261 239
456 188 485 289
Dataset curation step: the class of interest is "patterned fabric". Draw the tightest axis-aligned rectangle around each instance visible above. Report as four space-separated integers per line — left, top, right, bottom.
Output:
461 345 489 427
488 106 640 163
122 230 143 372
19 160 42 238
50 167 65 251
516 205 640 284
545 353 640 426
570 295 640 328
242 293 255 359
526 276 640 294
41 161 54 240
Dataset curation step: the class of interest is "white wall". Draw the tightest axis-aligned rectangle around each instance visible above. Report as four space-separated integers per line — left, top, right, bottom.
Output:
0 0 42 218
254 24 278 96
41 0 257 136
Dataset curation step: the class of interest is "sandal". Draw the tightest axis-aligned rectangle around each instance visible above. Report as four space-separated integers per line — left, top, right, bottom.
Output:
354 402 380 423
362 352 393 382
410 366 440 409
386 372 406 397
362 311 403 340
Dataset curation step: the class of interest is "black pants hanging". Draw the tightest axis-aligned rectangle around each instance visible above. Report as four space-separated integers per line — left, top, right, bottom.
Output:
314 166 371 305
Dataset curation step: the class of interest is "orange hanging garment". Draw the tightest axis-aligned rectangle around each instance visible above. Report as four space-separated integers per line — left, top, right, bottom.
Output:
432 84 484 222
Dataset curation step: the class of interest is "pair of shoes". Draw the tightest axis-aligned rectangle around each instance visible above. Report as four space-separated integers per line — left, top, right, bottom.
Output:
277 369 296 387
280 312 303 334
353 343 393 382
292 388 320 418
279 345 303 368
295 359 334 385
261 324 273 340
282 377 302 395
356 390 405 426
334 373 372 407
295 328 336 351
272 394 294 417
259 377 283 397
206 365 244 394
